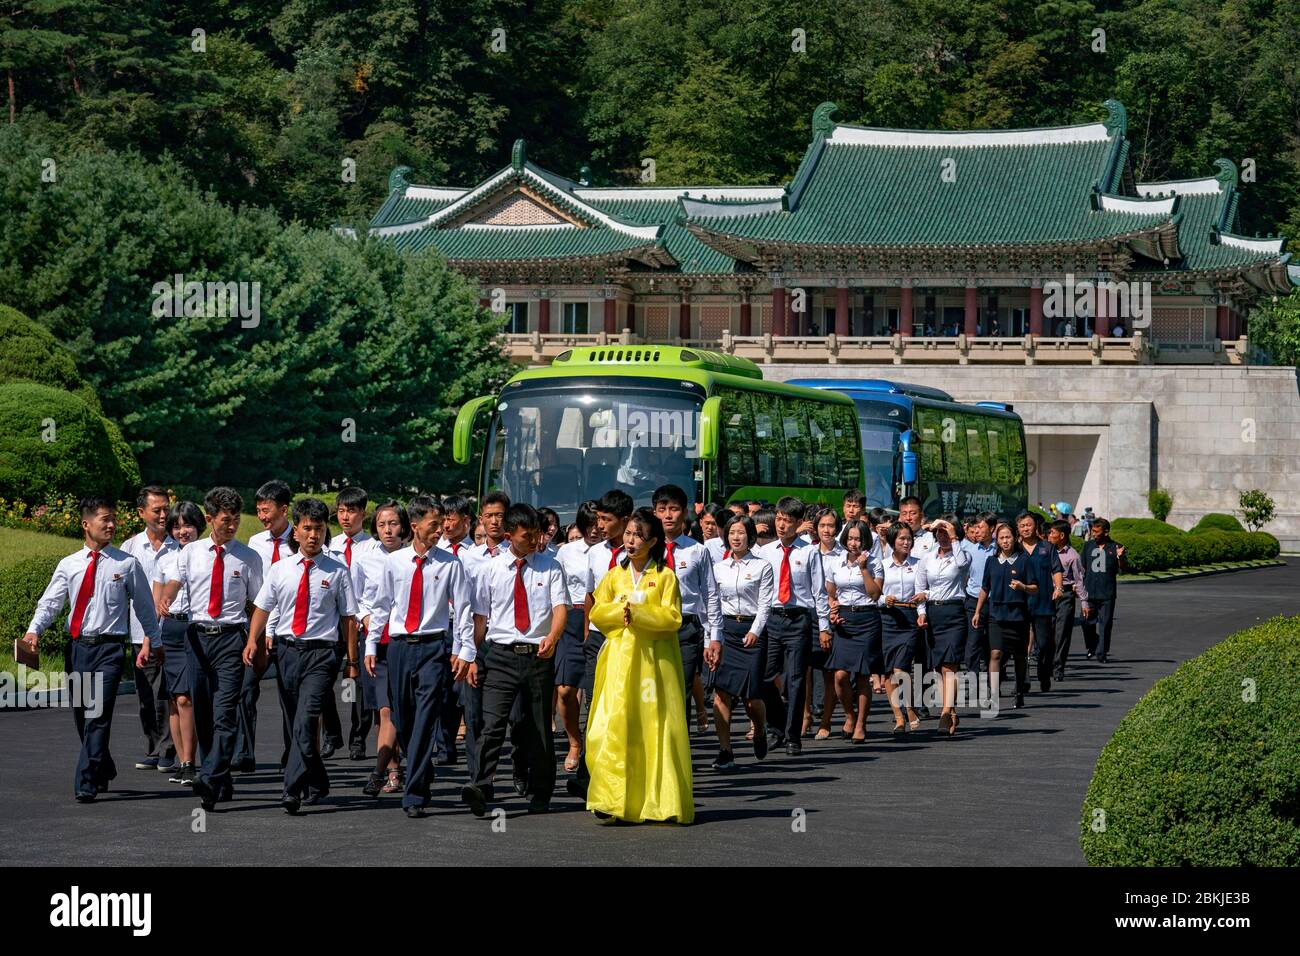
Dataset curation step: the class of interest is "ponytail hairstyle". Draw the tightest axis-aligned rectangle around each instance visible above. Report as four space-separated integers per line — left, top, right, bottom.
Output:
620 506 667 572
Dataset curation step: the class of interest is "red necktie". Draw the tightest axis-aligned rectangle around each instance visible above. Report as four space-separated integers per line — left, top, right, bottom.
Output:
665 541 675 566
513 558 530 632
344 537 353 567
452 542 460 556
488 545 499 557
291 560 313 636
271 537 281 564
723 549 730 560
403 554 424 633
68 550 99 638
380 622 390 645
778 545 792 603
608 545 622 570
207 545 225 618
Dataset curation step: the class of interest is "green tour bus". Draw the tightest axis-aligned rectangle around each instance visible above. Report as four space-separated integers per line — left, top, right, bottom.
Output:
453 347 863 521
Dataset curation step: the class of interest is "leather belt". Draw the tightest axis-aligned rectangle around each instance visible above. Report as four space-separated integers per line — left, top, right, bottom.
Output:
398 630 446 645
192 622 244 637
506 642 539 656
76 634 128 646
928 598 964 606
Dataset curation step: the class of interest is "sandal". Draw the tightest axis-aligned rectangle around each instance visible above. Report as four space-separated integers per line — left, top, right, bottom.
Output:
564 749 581 773
908 716 922 731
814 728 831 741
381 768 404 794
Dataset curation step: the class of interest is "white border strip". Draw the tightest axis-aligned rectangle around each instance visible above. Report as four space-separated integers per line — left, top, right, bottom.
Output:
460 223 577 232
405 186 468 200
575 186 785 202
828 122 1110 147
1220 234 1284 253
1135 178 1221 197
1098 194 1176 214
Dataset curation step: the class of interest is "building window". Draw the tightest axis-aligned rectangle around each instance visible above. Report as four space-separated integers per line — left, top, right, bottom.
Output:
561 302 589 334
506 301 528 333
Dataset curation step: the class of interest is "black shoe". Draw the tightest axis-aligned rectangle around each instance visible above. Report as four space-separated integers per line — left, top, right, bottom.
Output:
302 790 326 806
74 791 96 803
135 756 159 770
180 765 196 787
157 755 180 774
192 778 217 811
711 749 736 771
281 796 301 815
1013 693 1025 709
767 729 786 749
403 805 425 819
320 741 338 760
168 762 189 784
593 810 616 825
348 744 367 761
232 758 256 774
566 778 588 800
512 775 530 798
1039 680 1051 693
461 784 488 818
363 772 384 797
753 729 768 761
436 754 458 766
785 741 802 756
1097 653 1108 663
527 800 550 814
1053 670 1065 683
1085 651 1094 660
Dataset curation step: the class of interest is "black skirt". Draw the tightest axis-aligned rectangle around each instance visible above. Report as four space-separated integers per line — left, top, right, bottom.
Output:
927 600 967 666
361 642 390 711
713 617 766 700
553 608 587 687
990 618 1029 653
879 605 920 673
826 605 883 676
159 616 192 698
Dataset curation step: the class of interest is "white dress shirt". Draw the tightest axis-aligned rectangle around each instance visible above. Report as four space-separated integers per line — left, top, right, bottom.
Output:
152 548 191 616
254 552 358 642
911 528 937 558
460 539 506 585
828 552 882 607
915 544 971 602
174 536 264 626
755 538 831 632
121 531 177 643
248 526 294 570
711 552 774 643
356 543 402 625
667 534 722 642
437 535 475 557
472 549 568 646
326 532 377 632
367 545 473 659
704 537 727 562
584 539 625 632
28 545 160 640
556 539 591 606
880 554 927 614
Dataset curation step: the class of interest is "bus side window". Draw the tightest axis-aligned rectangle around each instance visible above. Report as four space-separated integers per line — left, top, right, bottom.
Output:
751 392 785 486
807 402 838 486
1007 425 1027 483
830 403 861 488
986 423 1009 484
782 397 813 484
720 389 756 494
916 407 945 479
945 414 969 482
964 414 988 482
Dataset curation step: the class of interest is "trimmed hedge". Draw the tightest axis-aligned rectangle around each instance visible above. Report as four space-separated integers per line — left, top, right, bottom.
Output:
1192 512 1246 534
0 305 99 412
1110 529 1279 574
1081 615 1300 865
1110 517 1184 537
0 554 68 656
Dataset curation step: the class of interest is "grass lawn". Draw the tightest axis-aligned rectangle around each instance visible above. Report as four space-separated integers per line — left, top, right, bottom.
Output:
0 526 82 570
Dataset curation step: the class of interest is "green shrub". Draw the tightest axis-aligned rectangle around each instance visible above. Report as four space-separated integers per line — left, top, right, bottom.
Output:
1111 518 1184 537
102 418 142 501
1239 490 1275 532
1147 487 1173 521
0 305 99 412
0 383 135 502
1192 512 1246 534
1082 615 1300 865
0 554 68 657
1110 529 1279 573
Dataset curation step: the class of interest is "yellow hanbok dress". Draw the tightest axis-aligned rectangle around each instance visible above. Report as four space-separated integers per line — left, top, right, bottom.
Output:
587 560 694 824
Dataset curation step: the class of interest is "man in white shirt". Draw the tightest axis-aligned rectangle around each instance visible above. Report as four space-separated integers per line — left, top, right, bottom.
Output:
23 496 160 802
898 495 935 717
120 484 177 772
244 479 295 771
245 497 358 814
461 504 567 817
435 493 477 765
367 494 473 818
327 486 377 761
158 486 264 811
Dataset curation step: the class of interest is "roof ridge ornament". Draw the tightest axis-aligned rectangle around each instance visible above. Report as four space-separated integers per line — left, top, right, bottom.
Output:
1102 99 1127 137
1213 157 1237 189
812 101 839 139
512 139 527 173
387 166 412 193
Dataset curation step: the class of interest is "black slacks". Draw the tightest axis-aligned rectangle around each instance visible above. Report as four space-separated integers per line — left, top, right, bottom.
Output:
280 640 341 800
1031 613 1055 689
133 648 171 759
1082 599 1116 656
963 594 987 673
1052 594 1076 675
70 639 126 796
189 627 247 797
472 642 556 804
760 607 811 741
387 636 450 810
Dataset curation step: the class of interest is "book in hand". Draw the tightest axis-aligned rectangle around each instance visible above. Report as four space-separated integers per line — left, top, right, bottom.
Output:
15 637 39 669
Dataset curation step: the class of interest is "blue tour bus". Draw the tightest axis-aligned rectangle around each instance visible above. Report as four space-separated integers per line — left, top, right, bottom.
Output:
786 379 1029 521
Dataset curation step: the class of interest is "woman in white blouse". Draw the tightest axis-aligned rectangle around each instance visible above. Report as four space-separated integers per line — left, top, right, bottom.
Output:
915 514 971 737
706 516 775 771
151 501 204 786
555 501 602 772
807 507 844 740
870 522 926 735
824 520 884 743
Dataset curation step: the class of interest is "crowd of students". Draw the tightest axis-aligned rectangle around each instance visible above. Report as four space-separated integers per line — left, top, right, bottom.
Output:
21 482 1127 823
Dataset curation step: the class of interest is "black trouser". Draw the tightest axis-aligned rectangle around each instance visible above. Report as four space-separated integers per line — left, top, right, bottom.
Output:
348 629 373 752
678 615 704 717
761 607 811 742
472 642 556 805
387 635 450 810
70 638 126 796
461 677 531 785
435 675 462 762
271 636 295 768
1053 595 1076 676
280 640 341 800
963 595 987 673
133 647 171 760
318 645 344 749
189 626 247 798
1031 614 1055 690
232 661 260 766
1082 599 1116 656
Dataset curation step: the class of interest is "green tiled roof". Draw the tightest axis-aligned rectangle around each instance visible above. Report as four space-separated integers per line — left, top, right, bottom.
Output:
369 189 463 228
384 223 666 263
580 197 740 273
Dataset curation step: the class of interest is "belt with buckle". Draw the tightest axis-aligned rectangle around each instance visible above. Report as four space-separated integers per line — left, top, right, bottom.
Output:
840 605 873 613
724 614 755 624
928 598 964 607
771 606 809 616
169 612 190 622
505 642 539 656
193 622 244 637
399 630 446 645
76 633 128 647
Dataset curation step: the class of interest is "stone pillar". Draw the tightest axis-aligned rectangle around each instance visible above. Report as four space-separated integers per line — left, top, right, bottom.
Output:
1029 282 1044 336
739 294 752 336
679 296 691 340
772 285 786 336
604 297 617 334
964 284 978 336
1216 302 1230 340
538 297 551 334
899 283 914 337
625 300 635 333
836 285 850 337
1095 281 1108 335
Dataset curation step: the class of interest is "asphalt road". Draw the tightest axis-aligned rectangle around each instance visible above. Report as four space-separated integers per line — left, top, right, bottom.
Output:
2 563 1295 866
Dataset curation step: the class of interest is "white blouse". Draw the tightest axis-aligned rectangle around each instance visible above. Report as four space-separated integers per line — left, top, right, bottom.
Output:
879 554 928 614
828 552 883 607
556 539 592 606
152 549 190 616
915 545 971 602
712 552 775 640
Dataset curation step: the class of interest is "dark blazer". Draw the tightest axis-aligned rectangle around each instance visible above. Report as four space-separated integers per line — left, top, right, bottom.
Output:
981 551 1031 623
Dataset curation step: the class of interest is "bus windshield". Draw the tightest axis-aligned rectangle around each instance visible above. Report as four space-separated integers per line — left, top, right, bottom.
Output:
860 423 901 508
485 380 704 519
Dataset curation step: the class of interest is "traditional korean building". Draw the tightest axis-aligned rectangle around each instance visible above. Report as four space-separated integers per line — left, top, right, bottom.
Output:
365 99 1297 367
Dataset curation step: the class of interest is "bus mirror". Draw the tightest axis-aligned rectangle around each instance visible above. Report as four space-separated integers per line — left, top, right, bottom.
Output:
698 396 722 461
453 395 496 465
901 450 919 484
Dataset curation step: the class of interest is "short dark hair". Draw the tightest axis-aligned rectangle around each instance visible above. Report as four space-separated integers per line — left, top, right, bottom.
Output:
839 519 871 550
481 490 511 511
868 506 891 527
1093 517 1111 533
622 507 667 571
842 489 866 508
574 500 598 537
292 497 330 525
652 484 688 509
370 500 411 540
203 486 243 517
1015 510 1037 527
441 494 474 521
255 480 292 507
136 485 169 509
898 495 922 511
79 496 115 519
883 521 914 548
814 507 842 535
725 515 757 550
1049 519 1072 537
336 486 368 511
752 509 775 532
596 488 634 518
774 496 805 520
407 494 442 523
504 503 540 534
165 501 205 538
538 507 559 532
979 511 999 529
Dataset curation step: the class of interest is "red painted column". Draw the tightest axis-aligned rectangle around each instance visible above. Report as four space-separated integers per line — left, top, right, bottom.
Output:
836 286 849 337
679 298 691 339
772 286 786 336
899 285 914 336
1029 284 1044 336
787 288 799 336
1215 304 1229 340
625 300 635 333
538 297 550 334
604 297 616 334
964 285 978 336
1095 284 1108 335
478 297 491 311
739 297 752 336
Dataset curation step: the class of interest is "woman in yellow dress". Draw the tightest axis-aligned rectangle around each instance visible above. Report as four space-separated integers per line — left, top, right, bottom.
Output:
587 507 694 824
